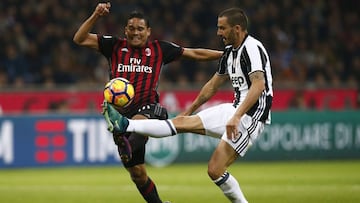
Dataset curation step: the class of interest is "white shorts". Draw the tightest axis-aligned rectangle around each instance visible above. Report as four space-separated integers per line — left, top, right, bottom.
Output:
197 103 264 156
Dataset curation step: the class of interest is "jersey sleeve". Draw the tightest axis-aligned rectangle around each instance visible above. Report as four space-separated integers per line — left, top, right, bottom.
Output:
246 42 265 74
216 46 232 75
98 35 118 58
158 40 184 64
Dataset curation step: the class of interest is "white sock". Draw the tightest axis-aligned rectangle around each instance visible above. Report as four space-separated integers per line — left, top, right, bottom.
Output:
127 119 177 138
214 172 248 203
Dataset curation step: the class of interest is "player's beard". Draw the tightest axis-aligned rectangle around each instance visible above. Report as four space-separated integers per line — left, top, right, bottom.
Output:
225 28 237 46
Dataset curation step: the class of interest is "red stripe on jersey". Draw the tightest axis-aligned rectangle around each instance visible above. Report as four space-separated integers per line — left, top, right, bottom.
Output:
129 47 140 84
138 43 151 104
111 39 126 78
144 41 155 104
150 41 163 102
131 47 145 107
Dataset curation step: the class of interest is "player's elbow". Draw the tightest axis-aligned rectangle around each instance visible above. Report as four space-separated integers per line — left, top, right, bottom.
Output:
73 32 88 45
73 35 82 45
256 80 266 92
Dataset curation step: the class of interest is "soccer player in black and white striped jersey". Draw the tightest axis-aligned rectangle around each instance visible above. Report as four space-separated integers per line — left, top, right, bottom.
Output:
103 7 273 203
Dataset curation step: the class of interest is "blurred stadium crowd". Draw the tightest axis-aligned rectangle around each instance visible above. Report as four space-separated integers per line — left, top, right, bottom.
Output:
0 0 359 89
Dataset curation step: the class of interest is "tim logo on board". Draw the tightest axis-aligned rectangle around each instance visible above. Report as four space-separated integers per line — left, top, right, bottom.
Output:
34 118 120 165
34 120 67 164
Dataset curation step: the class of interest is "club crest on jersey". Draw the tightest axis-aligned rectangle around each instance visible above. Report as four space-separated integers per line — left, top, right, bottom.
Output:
145 48 151 56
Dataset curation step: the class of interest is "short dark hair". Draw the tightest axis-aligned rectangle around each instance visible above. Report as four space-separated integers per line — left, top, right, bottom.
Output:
128 11 150 28
219 8 248 31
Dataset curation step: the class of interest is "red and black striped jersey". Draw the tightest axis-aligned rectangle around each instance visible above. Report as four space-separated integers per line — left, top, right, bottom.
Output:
98 35 184 114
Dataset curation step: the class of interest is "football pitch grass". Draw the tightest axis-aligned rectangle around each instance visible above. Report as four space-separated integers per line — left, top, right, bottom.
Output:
1 160 359 203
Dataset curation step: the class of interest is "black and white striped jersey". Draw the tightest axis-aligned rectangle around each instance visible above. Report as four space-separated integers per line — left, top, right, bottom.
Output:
217 34 273 124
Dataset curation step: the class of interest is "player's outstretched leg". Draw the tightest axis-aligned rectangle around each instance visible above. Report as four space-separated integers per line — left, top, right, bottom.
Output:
103 101 177 138
102 101 129 134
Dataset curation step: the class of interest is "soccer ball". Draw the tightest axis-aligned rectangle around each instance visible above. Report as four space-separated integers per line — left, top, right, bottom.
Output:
103 77 135 108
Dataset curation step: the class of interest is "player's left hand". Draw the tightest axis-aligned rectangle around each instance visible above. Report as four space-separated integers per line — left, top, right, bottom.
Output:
226 116 240 140
95 2 111 17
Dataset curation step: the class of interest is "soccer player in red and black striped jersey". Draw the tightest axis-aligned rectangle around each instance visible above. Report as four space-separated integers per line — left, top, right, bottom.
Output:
73 3 222 203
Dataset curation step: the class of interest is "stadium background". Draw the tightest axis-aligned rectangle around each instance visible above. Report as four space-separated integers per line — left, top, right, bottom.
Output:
0 0 359 202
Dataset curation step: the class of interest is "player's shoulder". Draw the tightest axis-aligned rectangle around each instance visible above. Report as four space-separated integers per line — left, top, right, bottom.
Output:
157 40 181 47
244 35 264 47
99 35 119 39
99 35 124 43
152 40 183 52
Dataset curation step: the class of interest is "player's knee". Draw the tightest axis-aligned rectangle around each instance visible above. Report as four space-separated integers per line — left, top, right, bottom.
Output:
129 167 148 185
128 132 147 151
173 115 204 134
207 164 222 180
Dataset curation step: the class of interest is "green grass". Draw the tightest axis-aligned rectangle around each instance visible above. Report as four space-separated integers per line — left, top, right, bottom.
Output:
1 160 360 203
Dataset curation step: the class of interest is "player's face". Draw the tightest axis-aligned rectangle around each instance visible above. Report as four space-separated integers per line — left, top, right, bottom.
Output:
217 16 241 47
125 18 151 47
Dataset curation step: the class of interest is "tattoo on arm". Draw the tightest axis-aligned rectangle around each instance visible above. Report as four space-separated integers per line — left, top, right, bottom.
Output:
249 71 265 82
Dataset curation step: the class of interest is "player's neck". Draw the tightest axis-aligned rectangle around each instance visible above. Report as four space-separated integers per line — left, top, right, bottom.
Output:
233 33 248 50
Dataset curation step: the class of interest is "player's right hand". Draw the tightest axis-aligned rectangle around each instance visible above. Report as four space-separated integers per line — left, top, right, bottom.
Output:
95 2 111 17
226 116 241 140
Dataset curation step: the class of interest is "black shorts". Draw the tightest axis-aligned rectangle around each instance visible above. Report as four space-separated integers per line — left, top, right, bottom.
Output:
118 103 168 168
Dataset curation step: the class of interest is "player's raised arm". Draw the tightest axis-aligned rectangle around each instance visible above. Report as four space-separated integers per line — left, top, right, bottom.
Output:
182 48 223 61
73 2 111 50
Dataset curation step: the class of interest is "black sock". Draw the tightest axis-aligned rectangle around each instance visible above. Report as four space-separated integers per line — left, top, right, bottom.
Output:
137 177 162 203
